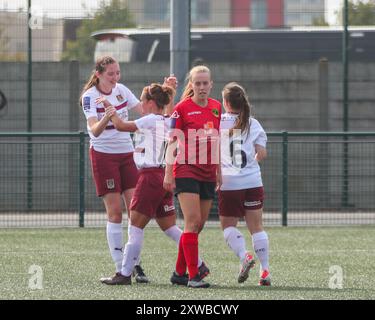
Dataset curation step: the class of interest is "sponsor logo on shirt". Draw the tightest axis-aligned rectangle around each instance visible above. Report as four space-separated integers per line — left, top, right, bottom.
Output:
116 94 123 102
83 96 90 111
187 111 202 116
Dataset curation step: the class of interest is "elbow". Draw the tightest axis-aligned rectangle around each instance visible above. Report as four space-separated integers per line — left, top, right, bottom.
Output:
259 152 267 162
91 129 101 138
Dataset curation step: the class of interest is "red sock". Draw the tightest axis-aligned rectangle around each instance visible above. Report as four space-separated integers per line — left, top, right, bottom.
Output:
182 232 199 280
175 233 187 276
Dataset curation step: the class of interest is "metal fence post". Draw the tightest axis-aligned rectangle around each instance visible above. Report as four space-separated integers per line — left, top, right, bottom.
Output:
342 0 350 207
79 131 85 227
27 0 33 210
282 131 288 226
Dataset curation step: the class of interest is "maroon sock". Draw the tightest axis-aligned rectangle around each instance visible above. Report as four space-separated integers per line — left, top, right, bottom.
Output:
182 232 199 280
175 233 187 276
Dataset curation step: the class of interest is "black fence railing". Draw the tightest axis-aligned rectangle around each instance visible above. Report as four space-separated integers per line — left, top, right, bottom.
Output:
0 132 375 227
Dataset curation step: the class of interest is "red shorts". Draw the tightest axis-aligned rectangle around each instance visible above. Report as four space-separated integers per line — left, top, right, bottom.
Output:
218 187 264 217
130 168 176 219
89 148 139 197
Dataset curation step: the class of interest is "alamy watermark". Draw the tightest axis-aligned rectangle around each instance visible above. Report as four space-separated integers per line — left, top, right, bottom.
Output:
328 265 343 289
28 5 43 30
135 121 249 175
28 264 43 290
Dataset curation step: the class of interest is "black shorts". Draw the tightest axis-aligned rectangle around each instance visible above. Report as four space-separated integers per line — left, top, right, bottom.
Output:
175 178 216 200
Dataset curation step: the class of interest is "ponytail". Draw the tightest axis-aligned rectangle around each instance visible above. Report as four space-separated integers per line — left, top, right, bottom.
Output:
222 82 251 137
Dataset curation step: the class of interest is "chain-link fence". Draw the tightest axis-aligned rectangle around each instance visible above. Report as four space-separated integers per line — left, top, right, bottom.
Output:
0 1 374 227
0 132 374 227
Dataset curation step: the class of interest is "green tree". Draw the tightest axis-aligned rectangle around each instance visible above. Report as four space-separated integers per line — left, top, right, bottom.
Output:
312 16 329 26
62 0 136 63
337 0 375 25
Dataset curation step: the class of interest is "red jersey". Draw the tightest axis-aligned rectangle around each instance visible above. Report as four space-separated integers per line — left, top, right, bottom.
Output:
170 97 221 182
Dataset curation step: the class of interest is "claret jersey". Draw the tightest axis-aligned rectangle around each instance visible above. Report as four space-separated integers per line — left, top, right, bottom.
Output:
82 83 139 153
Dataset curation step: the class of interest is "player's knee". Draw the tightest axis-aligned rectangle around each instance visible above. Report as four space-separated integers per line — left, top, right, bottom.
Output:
108 213 122 224
185 221 200 233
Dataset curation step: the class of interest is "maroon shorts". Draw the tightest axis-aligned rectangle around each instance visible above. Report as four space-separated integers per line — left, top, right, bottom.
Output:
218 187 264 217
89 148 139 197
130 168 176 219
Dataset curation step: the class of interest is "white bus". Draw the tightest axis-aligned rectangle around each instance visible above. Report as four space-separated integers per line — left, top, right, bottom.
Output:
91 27 375 63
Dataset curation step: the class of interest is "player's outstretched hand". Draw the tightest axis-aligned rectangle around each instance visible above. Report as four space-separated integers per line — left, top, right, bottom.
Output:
163 74 178 90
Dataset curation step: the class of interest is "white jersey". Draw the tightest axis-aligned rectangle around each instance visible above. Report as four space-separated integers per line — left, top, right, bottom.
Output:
82 83 139 153
220 114 267 190
133 113 170 169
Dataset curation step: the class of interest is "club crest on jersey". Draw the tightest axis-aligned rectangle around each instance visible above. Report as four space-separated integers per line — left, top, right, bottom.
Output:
212 108 219 118
116 94 124 102
106 179 115 189
83 96 90 111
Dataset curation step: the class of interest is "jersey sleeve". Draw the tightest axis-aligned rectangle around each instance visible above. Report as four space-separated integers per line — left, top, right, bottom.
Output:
169 104 184 130
119 84 140 110
252 118 267 147
81 91 98 120
134 114 153 132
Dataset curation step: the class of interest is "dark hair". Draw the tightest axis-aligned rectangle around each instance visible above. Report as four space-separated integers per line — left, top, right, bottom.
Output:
79 56 117 106
222 82 251 137
142 83 175 109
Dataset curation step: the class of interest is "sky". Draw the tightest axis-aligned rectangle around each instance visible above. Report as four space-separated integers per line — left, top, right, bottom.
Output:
0 0 344 24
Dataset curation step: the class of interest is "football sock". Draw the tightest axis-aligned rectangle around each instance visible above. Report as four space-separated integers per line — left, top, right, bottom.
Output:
223 226 247 262
106 221 123 272
182 232 199 280
164 225 182 244
252 231 269 271
121 225 144 277
165 226 203 268
128 222 142 267
175 232 187 276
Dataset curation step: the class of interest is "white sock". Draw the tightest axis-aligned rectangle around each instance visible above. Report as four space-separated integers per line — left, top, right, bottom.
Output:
106 222 123 272
128 222 142 266
252 231 269 271
164 225 203 267
223 226 247 262
164 225 182 244
121 225 144 277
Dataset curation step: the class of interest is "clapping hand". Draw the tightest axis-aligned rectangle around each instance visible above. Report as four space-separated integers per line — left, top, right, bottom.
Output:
95 96 112 108
163 74 178 90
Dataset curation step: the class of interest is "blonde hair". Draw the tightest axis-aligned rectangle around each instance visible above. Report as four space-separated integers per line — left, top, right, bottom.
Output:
79 56 116 106
180 65 211 101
